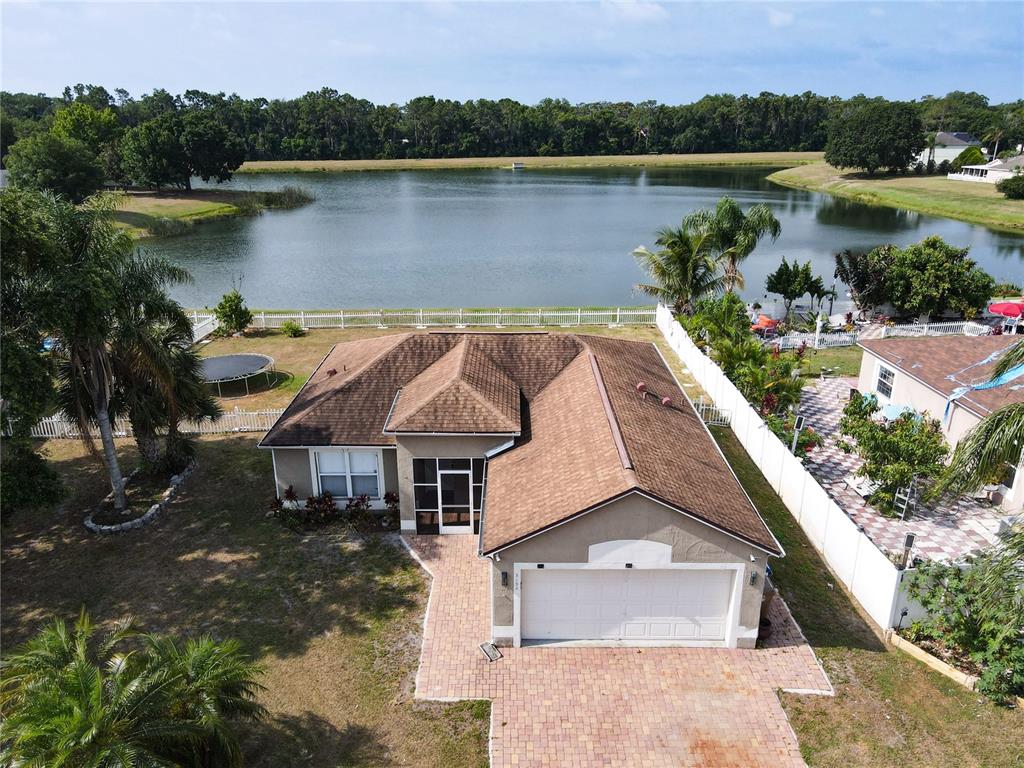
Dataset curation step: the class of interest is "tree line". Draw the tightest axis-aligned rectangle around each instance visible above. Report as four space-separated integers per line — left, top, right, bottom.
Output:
2 85 1021 195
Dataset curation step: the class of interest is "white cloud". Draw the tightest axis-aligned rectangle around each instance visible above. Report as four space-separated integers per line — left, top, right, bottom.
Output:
767 8 795 28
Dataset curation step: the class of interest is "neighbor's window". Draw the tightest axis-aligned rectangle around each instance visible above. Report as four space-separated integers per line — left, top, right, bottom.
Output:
876 365 895 399
315 449 380 498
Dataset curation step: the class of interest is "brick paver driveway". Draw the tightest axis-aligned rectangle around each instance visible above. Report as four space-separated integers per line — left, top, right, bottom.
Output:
402 535 831 768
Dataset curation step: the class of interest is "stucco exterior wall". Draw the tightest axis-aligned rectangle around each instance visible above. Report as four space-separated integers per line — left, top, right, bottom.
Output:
395 435 510 529
271 447 398 505
857 350 981 447
272 448 314 498
488 493 770 648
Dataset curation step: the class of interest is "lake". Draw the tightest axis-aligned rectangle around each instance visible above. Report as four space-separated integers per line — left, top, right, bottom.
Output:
145 167 1024 309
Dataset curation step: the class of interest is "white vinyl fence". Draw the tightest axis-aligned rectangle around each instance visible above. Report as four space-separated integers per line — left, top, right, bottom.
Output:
189 306 655 332
26 408 284 440
657 304 909 629
881 320 992 338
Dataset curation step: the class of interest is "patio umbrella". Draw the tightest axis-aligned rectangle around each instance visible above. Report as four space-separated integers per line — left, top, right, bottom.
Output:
988 301 1024 318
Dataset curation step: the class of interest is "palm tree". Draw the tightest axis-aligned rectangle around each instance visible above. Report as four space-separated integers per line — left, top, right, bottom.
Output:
924 132 937 166
105 254 220 471
983 125 1006 159
684 197 782 292
935 340 1024 498
46 194 138 513
632 223 725 315
1 612 265 768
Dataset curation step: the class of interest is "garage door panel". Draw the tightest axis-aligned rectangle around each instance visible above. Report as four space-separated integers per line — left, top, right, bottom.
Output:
521 568 734 644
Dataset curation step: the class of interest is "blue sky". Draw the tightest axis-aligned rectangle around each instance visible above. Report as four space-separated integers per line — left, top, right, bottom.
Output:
3 1 1022 104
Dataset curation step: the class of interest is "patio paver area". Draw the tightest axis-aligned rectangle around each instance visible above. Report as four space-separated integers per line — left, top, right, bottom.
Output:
800 377 1006 562
402 535 831 768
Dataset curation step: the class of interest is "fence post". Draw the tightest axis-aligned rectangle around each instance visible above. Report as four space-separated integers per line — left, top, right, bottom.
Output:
616 307 621 324
340 309 345 329
577 307 582 325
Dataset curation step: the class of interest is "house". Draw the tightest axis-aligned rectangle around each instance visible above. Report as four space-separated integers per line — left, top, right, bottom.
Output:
857 336 1024 513
916 131 980 165
947 154 1024 184
260 332 783 648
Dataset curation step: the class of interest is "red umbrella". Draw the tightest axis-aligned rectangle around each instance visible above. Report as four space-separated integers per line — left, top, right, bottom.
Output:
988 301 1024 318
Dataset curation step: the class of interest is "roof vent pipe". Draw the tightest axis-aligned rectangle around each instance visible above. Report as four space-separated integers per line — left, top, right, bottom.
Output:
326 368 338 377
636 381 647 399
661 396 673 407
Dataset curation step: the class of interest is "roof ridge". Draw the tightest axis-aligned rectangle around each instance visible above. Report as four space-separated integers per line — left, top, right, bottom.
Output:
587 351 636 480
455 338 520 429
387 342 465 429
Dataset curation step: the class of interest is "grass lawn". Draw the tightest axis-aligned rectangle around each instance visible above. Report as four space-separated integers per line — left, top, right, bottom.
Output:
199 324 677 410
710 426 1023 768
113 188 311 238
799 345 863 378
768 162 1024 233
239 151 823 174
0 436 489 767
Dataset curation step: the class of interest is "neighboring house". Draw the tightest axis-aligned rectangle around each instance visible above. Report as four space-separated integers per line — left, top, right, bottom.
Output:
916 131 980 165
857 336 1024 513
260 332 783 649
948 154 1024 183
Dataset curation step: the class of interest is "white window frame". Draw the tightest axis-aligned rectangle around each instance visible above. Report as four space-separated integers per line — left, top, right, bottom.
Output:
309 448 384 502
875 363 895 400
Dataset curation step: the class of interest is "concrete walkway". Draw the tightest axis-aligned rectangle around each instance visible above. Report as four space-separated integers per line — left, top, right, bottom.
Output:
402 535 831 768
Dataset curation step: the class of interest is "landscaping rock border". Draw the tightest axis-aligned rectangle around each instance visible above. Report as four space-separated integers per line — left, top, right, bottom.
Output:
886 629 1024 707
84 463 195 535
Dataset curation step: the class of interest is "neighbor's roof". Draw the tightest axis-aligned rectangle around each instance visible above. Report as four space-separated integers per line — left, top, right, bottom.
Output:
935 131 980 146
858 336 1024 417
261 331 781 555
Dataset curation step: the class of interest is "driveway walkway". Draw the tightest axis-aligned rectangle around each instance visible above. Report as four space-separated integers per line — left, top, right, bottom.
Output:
402 535 831 768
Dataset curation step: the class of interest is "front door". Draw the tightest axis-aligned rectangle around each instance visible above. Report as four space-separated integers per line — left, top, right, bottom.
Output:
438 470 473 534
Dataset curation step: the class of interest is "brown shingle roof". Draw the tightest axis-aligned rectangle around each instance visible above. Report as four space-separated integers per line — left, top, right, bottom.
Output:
858 336 1024 416
261 331 781 556
385 338 521 434
480 335 781 555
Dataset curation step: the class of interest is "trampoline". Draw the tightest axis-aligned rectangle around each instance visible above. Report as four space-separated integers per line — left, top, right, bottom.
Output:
202 353 275 396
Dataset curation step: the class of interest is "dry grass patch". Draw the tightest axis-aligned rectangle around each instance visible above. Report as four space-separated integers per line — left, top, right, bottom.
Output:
240 151 823 174
1 435 488 767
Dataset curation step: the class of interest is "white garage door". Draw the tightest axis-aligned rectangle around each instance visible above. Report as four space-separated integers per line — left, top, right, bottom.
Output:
520 568 734 643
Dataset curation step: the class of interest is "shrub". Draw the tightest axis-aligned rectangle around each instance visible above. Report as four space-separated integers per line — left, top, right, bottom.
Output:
996 174 1024 200
837 393 948 513
993 280 1021 297
951 145 985 172
0 441 63 522
937 159 951 174
280 319 305 337
906 551 1024 704
764 413 824 459
212 288 253 335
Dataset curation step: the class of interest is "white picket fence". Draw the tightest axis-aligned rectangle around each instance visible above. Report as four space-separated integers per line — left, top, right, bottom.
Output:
775 330 859 350
189 306 656 332
657 304 909 629
881 320 992 338
26 408 284 440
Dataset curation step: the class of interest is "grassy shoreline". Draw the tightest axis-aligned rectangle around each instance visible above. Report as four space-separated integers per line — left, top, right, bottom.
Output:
768 162 1024 232
238 151 823 174
114 187 311 238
